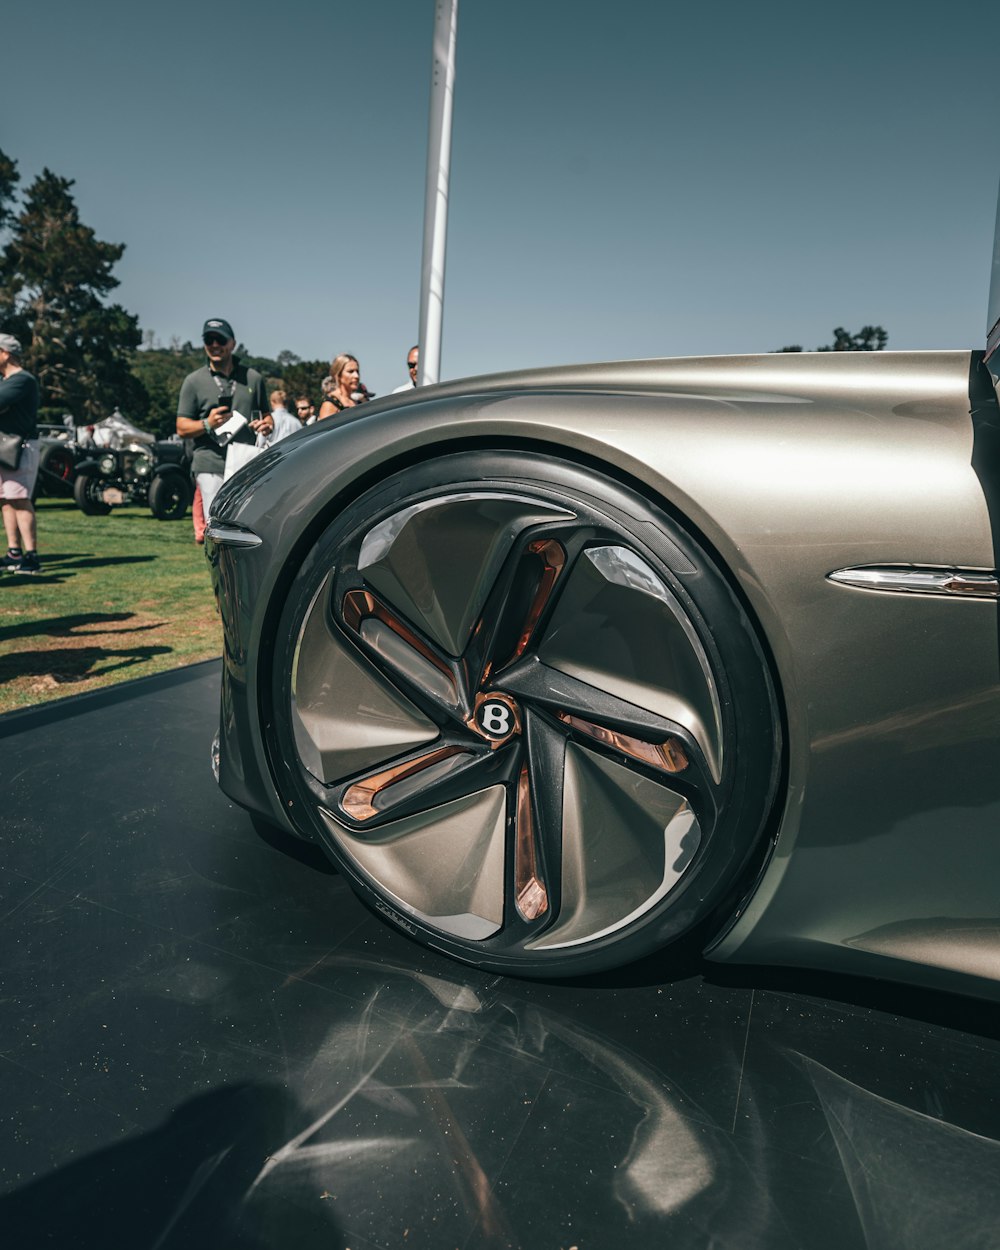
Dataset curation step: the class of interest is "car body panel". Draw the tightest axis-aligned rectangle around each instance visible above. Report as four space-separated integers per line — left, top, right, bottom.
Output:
209 348 1000 996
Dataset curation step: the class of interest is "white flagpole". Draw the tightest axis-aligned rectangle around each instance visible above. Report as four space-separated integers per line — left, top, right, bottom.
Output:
417 0 458 387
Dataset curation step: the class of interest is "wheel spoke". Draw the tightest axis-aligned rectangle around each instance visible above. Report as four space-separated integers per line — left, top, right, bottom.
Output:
355 492 573 657
495 654 715 803
535 543 724 781
292 575 439 785
514 764 548 921
319 786 510 940
340 745 473 822
473 537 567 688
339 588 467 721
554 712 688 775
526 743 702 952
510 710 567 929
334 739 514 829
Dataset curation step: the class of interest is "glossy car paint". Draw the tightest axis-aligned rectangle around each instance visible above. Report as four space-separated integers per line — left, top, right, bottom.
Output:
208 348 1000 997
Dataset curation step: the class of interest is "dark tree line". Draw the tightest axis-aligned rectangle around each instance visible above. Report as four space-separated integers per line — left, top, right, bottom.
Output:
777 325 888 353
0 148 144 422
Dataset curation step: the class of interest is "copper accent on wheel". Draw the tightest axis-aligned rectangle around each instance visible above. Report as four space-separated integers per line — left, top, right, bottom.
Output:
514 764 549 921
481 539 567 684
341 745 469 821
556 712 689 774
342 588 457 684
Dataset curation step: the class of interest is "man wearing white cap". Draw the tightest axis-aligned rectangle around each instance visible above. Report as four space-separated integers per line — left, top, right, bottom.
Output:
0 333 41 575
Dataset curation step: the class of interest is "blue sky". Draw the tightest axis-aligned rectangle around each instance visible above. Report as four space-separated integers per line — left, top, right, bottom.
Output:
4 0 998 397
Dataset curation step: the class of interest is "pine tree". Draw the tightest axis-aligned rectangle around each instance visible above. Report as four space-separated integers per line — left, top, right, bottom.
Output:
0 149 19 231
0 156 145 421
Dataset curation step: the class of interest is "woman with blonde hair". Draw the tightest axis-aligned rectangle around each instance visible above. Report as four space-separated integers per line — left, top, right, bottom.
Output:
318 354 367 419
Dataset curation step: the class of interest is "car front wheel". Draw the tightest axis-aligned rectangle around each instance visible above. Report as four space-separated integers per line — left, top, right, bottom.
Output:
268 452 782 977
148 471 191 520
73 469 112 516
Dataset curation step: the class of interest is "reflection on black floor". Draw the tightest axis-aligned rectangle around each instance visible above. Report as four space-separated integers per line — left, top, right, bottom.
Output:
3 661 1000 1248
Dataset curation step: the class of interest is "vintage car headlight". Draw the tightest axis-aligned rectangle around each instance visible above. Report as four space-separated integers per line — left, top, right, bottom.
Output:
133 453 153 478
98 453 117 475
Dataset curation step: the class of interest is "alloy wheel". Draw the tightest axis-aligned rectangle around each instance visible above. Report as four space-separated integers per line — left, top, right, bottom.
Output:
274 455 780 975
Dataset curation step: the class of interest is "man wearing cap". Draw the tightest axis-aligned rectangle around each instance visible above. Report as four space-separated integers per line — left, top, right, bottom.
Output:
176 319 273 520
0 332 42 575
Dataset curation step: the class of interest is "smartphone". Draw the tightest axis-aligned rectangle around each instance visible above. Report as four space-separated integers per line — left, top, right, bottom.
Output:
216 395 232 412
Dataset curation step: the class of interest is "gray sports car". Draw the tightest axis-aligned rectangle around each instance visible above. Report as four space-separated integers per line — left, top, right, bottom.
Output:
207 213 1000 995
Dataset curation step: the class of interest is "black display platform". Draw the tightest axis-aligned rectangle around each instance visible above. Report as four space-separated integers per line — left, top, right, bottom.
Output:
2 661 1000 1249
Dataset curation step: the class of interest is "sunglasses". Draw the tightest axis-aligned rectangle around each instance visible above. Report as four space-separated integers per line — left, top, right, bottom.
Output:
204 335 228 346
296 405 311 412
408 360 418 368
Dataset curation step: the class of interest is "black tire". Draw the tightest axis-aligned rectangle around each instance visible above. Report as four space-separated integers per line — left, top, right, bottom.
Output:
38 443 77 497
149 471 191 520
268 452 782 977
73 469 112 516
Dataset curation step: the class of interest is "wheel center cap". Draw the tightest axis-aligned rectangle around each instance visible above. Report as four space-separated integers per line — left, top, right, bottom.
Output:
471 692 521 744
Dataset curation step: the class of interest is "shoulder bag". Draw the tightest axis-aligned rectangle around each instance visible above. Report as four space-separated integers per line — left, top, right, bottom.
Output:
0 431 23 469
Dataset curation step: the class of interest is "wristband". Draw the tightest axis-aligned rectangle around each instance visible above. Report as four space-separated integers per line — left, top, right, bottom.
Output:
203 417 212 433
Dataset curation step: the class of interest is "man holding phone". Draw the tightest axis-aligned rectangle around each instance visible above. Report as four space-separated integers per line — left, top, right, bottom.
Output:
176 318 272 519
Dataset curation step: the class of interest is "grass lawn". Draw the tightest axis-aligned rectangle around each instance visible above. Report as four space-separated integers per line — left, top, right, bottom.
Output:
0 497 221 715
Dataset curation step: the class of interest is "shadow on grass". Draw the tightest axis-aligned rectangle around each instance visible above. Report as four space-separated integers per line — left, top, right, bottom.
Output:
46 554 156 571
0 554 156 584
0 612 168 644
0 644 173 687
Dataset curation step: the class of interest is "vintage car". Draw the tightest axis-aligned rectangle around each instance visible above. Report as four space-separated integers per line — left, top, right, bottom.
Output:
204 210 1000 998
32 422 82 500
73 413 192 520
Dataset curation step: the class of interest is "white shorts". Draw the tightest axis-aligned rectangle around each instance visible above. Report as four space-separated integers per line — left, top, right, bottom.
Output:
0 439 39 501
196 472 225 519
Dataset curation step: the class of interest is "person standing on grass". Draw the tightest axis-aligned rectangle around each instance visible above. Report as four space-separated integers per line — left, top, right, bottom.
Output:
175 318 272 522
0 333 42 575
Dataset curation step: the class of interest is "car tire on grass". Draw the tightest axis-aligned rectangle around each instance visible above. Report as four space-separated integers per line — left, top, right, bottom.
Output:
38 443 77 498
73 469 112 516
149 471 192 521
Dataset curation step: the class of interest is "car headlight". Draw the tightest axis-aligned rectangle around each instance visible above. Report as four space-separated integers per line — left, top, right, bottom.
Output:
98 453 117 475
133 453 153 477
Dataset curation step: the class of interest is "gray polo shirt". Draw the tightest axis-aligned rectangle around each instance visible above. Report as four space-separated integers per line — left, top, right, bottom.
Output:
178 359 269 475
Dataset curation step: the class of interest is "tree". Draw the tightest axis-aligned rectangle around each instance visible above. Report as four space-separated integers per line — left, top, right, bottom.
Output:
0 157 144 421
0 148 19 231
237 348 330 405
281 358 331 405
818 325 888 352
776 325 888 353
130 343 203 438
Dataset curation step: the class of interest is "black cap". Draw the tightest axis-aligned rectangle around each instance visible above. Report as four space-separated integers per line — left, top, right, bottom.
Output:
202 318 235 341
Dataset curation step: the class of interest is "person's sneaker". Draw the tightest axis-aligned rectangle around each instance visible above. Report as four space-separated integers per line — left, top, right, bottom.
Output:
14 552 41 575
0 548 23 571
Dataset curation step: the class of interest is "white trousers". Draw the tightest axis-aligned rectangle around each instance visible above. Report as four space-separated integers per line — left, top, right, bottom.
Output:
196 472 224 519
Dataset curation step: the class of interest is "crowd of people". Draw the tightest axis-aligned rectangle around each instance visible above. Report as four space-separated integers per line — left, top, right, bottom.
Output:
180 318 420 543
0 316 423 571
